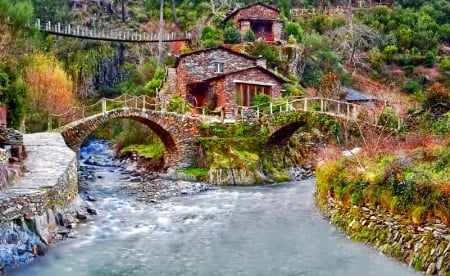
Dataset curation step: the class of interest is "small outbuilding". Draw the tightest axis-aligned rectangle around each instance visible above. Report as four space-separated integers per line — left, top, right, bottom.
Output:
223 2 283 41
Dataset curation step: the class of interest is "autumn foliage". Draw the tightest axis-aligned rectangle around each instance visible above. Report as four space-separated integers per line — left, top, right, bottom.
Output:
24 53 76 115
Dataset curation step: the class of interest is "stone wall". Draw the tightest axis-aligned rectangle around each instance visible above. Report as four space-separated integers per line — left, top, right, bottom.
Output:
0 128 25 161
210 67 283 113
0 133 78 224
61 108 202 170
319 195 450 275
225 3 282 40
0 133 80 269
176 47 256 97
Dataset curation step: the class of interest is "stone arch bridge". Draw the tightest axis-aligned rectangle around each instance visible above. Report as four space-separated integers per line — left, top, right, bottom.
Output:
50 95 400 170
51 95 202 169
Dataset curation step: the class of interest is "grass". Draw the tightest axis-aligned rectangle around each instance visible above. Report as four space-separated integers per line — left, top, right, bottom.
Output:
184 168 209 178
316 141 450 225
120 143 164 159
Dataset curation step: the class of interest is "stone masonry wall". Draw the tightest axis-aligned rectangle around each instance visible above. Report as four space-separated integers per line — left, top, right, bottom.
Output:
0 133 78 225
176 47 256 97
226 4 282 40
319 195 450 275
61 108 202 170
218 67 283 112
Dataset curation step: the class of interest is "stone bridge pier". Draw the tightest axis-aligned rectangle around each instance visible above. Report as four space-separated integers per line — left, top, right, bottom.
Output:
59 108 202 170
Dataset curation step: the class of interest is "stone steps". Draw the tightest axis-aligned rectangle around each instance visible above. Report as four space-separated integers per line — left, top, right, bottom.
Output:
159 68 177 103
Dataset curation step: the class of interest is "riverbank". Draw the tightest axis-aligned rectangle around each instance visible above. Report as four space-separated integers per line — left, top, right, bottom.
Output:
317 194 450 275
80 140 213 204
0 133 84 271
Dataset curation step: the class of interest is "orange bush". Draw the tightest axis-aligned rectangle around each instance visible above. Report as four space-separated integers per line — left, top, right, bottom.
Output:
24 53 76 115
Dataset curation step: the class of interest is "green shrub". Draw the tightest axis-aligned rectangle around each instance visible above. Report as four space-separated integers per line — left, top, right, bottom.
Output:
367 48 384 69
439 56 450 71
282 83 302 97
378 107 399 129
223 24 241 44
251 93 271 106
245 29 255 42
168 95 191 113
403 81 421 94
201 26 223 48
424 51 436 67
284 21 304 42
383 45 398 61
253 42 279 68
143 67 165 96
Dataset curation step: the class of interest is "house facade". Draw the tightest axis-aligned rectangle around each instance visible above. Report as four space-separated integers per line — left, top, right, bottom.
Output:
224 2 283 41
175 47 285 114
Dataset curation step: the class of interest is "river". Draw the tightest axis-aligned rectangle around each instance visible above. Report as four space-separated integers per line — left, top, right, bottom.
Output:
10 141 417 276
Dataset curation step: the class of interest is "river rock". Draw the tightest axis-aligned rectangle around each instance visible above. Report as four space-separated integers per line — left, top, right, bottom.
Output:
34 214 53 245
76 212 87 220
426 262 436 275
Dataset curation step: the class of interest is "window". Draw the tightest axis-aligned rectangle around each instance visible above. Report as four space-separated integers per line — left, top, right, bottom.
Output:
213 62 224 73
235 83 271 106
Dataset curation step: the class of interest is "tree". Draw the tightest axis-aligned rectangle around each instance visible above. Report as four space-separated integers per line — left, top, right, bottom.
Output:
207 0 227 14
0 67 27 129
245 29 255 42
424 51 436 68
366 48 384 70
23 53 76 131
284 22 304 42
32 0 70 22
317 73 342 99
0 0 33 61
383 45 398 61
424 83 450 109
157 0 164 67
396 25 413 49
327 22 383 67
223 23 241 44
201 26 223 48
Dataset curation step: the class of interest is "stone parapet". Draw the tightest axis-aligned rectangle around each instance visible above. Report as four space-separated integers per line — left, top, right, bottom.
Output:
0 133 78 225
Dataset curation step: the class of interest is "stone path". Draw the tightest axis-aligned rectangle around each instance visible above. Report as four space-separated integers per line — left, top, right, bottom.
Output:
0 132 78 223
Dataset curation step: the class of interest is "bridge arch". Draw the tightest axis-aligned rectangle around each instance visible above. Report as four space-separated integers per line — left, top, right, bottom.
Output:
263 112 312 149
60 108 202 170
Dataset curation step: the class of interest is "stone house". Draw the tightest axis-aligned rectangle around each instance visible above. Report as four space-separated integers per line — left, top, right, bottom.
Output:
224 2 283 41
175 46 285 114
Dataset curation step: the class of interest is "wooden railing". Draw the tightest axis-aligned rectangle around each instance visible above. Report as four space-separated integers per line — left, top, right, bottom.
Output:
234 97 403 129
49 96 403 131
48 94 169 130
33 19 191 43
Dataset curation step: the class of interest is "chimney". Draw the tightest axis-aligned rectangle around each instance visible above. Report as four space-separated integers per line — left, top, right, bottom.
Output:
256 56 266 68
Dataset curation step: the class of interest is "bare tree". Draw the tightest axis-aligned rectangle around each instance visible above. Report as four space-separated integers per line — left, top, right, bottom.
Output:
208 0 228 14
326 22 383 67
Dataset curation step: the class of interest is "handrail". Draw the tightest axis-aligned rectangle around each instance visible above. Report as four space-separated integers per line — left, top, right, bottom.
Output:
48 96 404 131
31 19 191 43
233 97 403 130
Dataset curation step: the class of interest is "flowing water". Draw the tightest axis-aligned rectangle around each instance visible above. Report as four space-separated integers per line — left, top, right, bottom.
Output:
10 141 417 276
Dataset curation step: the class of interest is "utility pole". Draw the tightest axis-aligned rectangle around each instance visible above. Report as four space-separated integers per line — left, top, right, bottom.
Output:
157 0 164 68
